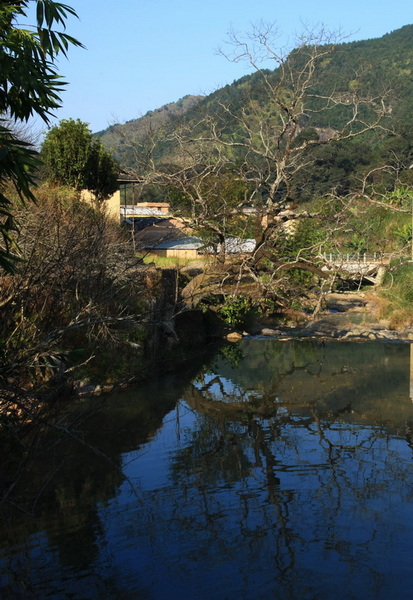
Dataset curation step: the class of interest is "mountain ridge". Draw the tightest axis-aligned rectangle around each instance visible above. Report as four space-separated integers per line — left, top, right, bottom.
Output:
97 24 413 178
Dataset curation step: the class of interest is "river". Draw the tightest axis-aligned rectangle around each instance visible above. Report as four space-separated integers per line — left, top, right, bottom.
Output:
1 339 413 599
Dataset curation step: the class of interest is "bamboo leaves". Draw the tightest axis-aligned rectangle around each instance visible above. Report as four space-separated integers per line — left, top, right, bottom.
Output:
0 0 83 272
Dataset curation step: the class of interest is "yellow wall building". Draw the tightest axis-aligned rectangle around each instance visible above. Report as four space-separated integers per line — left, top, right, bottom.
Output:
80 189 121 222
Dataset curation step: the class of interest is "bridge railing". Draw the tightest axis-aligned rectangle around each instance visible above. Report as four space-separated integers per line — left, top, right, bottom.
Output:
320 252 389 264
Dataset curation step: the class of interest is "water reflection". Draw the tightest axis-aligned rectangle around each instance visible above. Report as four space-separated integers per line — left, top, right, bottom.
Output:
1 340 413 599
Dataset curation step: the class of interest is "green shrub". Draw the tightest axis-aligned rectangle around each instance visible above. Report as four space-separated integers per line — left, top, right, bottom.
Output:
219 295 253 329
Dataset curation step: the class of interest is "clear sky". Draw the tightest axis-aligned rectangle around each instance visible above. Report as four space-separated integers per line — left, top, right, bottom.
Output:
34 0 413 133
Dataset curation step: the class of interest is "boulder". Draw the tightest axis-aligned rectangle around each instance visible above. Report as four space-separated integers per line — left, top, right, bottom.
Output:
261 328 281 336
226 331 243 342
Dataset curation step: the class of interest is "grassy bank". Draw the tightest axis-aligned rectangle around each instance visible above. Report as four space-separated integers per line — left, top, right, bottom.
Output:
376 262 413 329
139 253 205 269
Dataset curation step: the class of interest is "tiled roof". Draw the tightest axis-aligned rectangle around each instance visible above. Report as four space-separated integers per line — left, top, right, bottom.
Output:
147 237 204 250
121 206 170 217
218 238 256 253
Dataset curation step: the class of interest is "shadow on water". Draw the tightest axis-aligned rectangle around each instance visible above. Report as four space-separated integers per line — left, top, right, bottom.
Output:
1 339 413 599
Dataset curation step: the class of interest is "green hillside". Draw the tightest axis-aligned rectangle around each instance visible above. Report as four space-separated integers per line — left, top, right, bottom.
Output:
98 24 413 193
96 94 204 167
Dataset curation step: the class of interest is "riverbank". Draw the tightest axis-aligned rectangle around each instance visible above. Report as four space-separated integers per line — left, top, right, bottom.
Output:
75 290 411 396
228 291 413 344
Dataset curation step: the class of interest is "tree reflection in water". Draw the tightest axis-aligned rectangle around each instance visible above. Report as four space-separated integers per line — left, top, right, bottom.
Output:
1 340 413 599
166 340 413 598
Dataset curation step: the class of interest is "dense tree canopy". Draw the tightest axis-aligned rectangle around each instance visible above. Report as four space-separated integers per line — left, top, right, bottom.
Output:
0 0 83 272
41 118 119 200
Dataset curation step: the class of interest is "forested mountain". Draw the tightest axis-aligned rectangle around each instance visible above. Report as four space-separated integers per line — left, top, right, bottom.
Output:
95 94 204 167
98 24 413 194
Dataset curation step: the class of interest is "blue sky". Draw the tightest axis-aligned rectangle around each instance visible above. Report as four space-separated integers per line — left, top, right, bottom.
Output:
33 0 413 133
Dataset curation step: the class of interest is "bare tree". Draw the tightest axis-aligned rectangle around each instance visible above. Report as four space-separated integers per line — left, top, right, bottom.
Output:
115 24 389 317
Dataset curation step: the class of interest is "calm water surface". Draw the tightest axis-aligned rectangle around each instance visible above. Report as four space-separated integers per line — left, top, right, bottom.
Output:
1 339 413 599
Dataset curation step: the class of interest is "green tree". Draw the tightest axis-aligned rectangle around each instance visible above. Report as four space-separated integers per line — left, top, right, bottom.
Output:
42 118 119 200
85 138 120 201
0 0 83 272
41 118 92 188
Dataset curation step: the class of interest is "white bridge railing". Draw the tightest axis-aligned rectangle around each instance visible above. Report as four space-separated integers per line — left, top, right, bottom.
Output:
320 252 391 278
321 252 389 264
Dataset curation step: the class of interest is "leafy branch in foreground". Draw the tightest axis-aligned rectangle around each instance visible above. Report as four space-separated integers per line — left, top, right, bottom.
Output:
0 0 84 272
